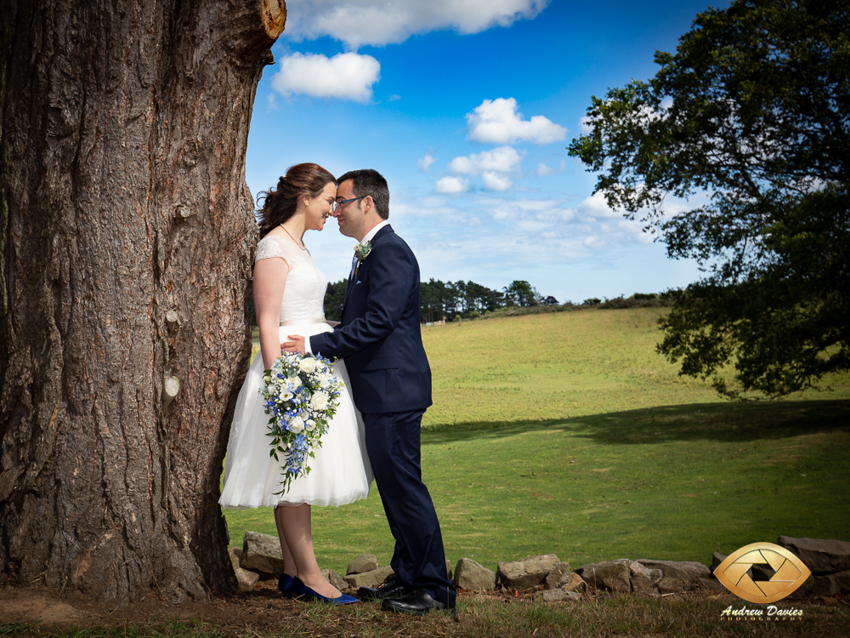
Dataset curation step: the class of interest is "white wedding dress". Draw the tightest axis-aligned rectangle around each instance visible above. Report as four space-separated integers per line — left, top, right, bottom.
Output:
219 235 373 508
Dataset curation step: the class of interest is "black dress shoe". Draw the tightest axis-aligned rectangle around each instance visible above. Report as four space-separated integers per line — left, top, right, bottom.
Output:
358 579 407 601
381 588 455 616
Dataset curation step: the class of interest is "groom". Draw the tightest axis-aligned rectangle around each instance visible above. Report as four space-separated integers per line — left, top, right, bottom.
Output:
283 169 456 615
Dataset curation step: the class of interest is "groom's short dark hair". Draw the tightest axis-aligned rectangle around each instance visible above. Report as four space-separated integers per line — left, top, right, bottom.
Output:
338 169 389 220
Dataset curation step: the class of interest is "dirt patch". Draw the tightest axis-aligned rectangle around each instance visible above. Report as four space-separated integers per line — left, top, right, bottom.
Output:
0 580 465 636
0 593 86 625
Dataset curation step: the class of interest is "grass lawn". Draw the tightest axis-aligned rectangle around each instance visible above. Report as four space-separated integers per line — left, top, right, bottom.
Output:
230 308 850 576
5 593 850 638
4 594 850 638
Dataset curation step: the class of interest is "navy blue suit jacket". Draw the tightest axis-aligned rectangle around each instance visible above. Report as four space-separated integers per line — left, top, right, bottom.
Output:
311 225 432 414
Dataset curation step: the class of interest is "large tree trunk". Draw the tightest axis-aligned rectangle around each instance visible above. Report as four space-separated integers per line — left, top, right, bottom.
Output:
0 0 285 602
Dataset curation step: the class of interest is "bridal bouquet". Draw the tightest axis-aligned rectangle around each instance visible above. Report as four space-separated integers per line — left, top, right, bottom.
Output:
261 352 343 495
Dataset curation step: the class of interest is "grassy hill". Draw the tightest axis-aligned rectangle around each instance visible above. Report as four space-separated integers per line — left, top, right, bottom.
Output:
231 308 850 575
423 307 725 425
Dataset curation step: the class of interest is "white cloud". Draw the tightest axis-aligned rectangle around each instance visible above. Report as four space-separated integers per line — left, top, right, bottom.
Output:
418 153 437 172
537 162 555 177
482 172 513 191
618 220 655 244
577 191 620 219
284 0 552 50
392 197 460 216
517 219 550 233
448 146 523 175
435 176 469 194
466 98 566 145
271 52 380 102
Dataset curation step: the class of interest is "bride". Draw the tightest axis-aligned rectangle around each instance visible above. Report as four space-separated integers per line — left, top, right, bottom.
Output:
219 163 372 604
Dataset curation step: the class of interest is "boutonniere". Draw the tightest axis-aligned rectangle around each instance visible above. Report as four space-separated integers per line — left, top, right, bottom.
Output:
354 240 372 262
353 240 372 278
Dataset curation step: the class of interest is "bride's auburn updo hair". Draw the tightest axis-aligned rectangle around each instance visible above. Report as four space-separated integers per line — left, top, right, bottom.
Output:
257 163 336 238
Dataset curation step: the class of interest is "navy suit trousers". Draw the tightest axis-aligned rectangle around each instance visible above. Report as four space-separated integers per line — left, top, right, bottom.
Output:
363 409 455 606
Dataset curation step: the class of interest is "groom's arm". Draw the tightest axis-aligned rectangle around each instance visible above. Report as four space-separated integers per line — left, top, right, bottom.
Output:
310 240 415 359
279 319 341 355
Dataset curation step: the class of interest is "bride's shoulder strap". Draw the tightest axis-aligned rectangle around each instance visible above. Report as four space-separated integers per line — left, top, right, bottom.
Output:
255 235 302 265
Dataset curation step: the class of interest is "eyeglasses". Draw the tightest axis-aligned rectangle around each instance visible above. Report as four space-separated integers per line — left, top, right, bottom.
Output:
333 196 365 212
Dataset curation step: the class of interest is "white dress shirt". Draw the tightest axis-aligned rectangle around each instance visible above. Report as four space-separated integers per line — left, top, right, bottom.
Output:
305 220 390 354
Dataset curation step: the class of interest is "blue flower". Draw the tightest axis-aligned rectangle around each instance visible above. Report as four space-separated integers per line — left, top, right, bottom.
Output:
261 351 344 495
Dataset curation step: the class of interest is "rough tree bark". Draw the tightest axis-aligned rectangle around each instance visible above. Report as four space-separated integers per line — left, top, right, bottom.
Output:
0 0 286 602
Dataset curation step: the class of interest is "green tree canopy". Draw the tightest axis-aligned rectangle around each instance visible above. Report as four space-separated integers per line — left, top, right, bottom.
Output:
504 280 540 307
568 0 849 398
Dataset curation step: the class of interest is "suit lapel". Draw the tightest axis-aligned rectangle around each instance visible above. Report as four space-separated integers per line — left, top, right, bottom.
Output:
340 225 393 317
342 271 356 311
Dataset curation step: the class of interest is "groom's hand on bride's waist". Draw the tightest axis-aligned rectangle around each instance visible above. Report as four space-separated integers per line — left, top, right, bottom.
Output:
281 335 305 354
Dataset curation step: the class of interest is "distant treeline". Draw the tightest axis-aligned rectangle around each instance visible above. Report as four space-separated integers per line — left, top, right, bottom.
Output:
321 278 544 323
246 280 675 326
322 279 676 324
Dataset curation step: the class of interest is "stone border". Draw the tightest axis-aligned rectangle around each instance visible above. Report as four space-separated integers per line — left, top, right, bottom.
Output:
229 533 850 600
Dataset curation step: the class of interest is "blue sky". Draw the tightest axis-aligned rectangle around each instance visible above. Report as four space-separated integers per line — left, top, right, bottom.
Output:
246 0 730 303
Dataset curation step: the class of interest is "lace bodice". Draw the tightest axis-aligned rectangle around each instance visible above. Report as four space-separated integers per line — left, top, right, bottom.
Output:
255 235 327 324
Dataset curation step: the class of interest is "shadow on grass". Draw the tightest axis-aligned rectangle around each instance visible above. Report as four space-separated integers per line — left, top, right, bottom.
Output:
423 399 850 446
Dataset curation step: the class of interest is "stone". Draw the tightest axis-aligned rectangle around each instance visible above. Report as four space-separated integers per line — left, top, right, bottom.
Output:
454 558 497 591
777 536 850 574
810 570 850 598
575 559 631 593
346 553 378 575
534 588 581 603
321 569 348 591
788 574 815 598
545 562 573 589
656 576 688 594
635 559 711 587
241 532 285 575
751 562 775 582
629 561 662 593
834 570 850 593
561 572 588 594
497 554 561 591
710 552 727 573
344 566 394 590
810 574 839 598
228 547 259 592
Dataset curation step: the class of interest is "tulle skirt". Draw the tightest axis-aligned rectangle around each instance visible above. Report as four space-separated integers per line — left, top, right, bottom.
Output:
219 322 373 508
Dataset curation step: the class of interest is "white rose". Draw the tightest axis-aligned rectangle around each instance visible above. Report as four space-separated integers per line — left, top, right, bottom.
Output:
289 416 305 433
287 376 302 388
306 419 316 431
309 392 329 411
298 357 318 374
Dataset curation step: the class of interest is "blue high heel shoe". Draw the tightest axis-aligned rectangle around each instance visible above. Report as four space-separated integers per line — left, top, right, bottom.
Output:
292 577 359 605
278 573 295 597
